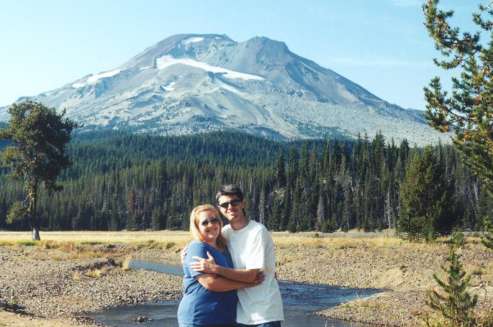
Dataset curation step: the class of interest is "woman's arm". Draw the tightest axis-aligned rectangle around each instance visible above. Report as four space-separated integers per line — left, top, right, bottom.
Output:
196 273 256 292
191 253 263 283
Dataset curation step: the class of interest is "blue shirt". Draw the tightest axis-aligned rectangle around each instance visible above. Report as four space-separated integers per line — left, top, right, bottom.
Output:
177 241 238 326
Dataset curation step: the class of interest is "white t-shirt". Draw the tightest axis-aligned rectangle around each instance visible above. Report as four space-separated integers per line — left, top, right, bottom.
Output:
222 220 284 325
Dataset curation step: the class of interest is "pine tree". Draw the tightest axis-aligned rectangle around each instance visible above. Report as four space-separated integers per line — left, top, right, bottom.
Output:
269 197 282 231
0 129 488 233
316 190 326 231
424 0 493 196
0 101 77 240
426 232 478 327
481 218 493 250
288 182 302 232
276 151 287 188
342 185 354 231
399 147 456 240
258 186 266 225
432 146 458 235
151 206 162 231
280 187 291 231
286 147 298 190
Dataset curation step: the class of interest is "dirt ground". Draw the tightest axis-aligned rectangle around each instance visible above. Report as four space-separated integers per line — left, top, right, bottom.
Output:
0 311 92 327
0 230 492 326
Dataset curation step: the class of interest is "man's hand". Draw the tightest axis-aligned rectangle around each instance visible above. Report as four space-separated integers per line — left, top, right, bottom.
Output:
190 252 217 274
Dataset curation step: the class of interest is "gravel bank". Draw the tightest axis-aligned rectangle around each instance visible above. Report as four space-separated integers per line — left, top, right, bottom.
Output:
138 236 493 326
1 235 492 327
0 245 182 326
273 238 493 326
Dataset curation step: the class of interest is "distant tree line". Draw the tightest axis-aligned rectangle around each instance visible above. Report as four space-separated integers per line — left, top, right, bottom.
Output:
0 131 491 234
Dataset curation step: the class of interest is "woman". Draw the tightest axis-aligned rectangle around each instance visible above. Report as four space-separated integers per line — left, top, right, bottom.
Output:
177 204 259 327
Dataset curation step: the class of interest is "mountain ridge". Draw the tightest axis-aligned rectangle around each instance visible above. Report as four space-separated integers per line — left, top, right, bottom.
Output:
0 33 447 145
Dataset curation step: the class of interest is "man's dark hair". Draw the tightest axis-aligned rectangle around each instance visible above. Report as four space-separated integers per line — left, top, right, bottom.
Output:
216 184 244 203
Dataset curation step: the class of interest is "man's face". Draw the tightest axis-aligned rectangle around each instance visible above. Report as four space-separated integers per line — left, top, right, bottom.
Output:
217 194 245 222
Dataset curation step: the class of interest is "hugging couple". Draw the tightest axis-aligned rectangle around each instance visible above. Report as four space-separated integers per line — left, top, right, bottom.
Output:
178 184 284 327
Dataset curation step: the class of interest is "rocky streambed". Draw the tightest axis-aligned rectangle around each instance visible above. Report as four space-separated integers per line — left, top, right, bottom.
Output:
0 235 492 326
0 244 182 326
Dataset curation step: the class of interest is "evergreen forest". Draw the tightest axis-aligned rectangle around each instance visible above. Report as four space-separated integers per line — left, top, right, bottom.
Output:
0 131 491 235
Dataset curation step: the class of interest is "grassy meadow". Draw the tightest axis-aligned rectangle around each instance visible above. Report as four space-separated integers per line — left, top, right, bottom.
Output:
0 230 191 245
0 229 407 246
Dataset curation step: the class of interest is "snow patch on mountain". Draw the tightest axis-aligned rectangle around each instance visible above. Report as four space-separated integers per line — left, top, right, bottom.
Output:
183 37 204 44
155 55 264 81
72 82 86 88
87 69 121 84
162 81 176 91
72 69 122 88
216 80 245 96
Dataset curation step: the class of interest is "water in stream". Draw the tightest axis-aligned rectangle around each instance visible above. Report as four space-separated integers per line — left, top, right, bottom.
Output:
89 260 381 326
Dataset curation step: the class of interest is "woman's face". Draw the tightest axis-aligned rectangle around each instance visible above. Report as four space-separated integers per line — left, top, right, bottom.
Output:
197 210 221 244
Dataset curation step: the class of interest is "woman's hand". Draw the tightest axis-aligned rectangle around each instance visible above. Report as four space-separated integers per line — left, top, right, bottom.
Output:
244 271 265 288
190 252 217 274
252 271 265 284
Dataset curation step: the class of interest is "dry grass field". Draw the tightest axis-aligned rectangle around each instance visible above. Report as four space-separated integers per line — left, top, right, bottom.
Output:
0 230 491 326
0 230 192 245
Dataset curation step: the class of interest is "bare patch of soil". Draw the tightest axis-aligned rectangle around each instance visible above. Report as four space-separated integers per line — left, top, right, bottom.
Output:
1 233 492 326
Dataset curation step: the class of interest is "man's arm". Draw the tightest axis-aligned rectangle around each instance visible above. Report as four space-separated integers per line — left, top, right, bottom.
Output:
190 252 263 283
196 273 257 291
212 266 261 283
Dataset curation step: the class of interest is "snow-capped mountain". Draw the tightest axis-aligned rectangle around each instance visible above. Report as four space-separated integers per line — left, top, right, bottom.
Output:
0 34 447 144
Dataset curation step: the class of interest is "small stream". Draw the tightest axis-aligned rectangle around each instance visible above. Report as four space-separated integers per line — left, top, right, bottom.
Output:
89 260 381 326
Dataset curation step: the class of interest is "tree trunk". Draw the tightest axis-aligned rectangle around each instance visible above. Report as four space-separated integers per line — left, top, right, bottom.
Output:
32 227 40 241
316 192 325 231
27 179 40 241
258 188 265 225
385 190 392 229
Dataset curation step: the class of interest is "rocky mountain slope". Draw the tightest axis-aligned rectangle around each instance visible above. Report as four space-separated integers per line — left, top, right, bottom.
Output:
0 34 447 145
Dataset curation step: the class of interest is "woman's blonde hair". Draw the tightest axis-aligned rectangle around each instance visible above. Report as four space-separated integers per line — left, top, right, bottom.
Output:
190 204 227 250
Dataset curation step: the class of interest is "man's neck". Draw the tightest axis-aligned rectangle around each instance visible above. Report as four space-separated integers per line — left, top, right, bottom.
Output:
230 214 249 231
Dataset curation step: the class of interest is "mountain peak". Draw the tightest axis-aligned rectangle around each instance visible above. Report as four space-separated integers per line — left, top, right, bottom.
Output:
0 33 447 145
245 36 289 52
161 33 235 47
124 33 236 69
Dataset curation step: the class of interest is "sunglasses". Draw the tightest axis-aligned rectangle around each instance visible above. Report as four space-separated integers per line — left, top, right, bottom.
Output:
200 217 221 227
218 199 242 209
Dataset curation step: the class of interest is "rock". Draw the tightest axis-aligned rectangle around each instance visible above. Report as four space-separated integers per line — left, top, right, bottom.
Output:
134 315 150 323
0 300 28 313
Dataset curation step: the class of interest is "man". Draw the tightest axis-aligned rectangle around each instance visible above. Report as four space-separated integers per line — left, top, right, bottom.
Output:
191 184 284 327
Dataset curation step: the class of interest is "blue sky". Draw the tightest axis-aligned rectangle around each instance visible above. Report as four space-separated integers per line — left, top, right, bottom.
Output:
0 0 480 109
